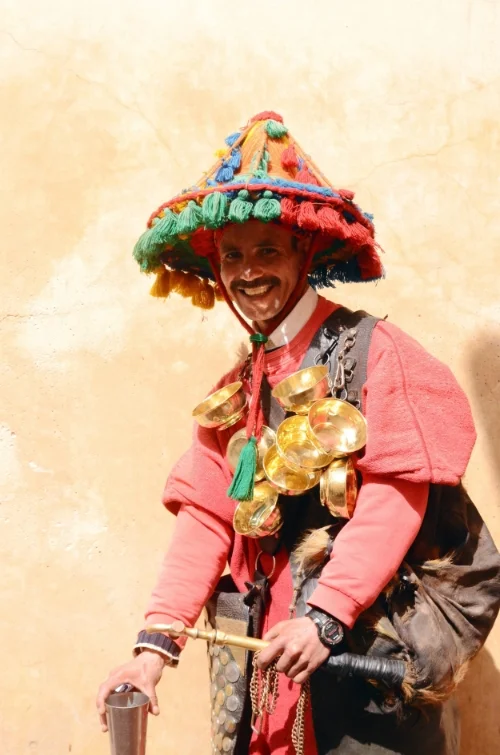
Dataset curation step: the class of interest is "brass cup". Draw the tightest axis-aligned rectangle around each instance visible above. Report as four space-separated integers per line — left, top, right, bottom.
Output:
192 381 247 430
271 365 332 415
308 398 367 457
233 481 282 538
276 415 335 471
226 426 276 482
263 444 321 496
320 457 358 519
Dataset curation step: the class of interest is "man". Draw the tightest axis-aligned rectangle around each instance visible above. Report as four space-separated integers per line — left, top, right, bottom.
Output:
96 112 496 754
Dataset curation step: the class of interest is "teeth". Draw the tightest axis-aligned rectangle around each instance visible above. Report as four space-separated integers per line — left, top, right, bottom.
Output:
242 285 273 297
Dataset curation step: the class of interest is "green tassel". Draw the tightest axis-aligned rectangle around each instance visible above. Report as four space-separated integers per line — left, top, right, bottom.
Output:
148 209 178 245
177 200 203 235
202 192 229 229
253 190 282 222
227 436 257 501
228 190 254 223
265 119 289 139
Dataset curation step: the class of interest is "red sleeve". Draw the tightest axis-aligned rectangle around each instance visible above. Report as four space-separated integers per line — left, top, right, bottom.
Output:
162 422 235 525
356 321 476 484
308 475 429 628
144 502 233 647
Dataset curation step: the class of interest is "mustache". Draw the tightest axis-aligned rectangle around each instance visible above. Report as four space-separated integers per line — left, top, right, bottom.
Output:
230 276 280 294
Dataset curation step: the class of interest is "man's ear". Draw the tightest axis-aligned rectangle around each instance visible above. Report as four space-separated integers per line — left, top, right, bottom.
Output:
296 234 313 258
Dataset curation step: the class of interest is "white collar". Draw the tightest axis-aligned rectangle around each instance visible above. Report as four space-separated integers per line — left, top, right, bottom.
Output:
265 286 318 350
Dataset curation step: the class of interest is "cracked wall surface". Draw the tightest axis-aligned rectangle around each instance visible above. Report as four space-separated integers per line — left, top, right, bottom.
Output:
1 2 499 753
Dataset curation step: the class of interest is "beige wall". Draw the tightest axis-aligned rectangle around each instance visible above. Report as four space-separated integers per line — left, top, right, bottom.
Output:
1 2 499 753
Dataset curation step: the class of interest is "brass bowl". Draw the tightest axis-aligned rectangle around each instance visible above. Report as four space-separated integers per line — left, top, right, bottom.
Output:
276 415 335 471
192 381 247 430
233 481 282 537
320 457 358 519
271 365 332 415
226 426 276 482
308 398 367 456
263 444 321 496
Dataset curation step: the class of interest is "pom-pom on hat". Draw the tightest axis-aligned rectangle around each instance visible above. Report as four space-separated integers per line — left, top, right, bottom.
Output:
133 111 383 307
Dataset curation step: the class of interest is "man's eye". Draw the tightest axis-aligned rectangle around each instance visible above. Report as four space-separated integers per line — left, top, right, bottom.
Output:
222 251 240 261
261 247 278 255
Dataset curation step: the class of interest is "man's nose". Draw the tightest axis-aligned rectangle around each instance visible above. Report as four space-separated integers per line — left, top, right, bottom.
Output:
239 261 265 281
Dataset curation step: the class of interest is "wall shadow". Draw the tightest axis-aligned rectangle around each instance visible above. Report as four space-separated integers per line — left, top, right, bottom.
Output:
457 648 500 754
458 329 500 754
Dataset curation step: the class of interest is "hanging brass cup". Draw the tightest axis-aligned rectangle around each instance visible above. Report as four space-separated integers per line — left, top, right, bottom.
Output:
192 381 247 430
233 481 282 537
226 426 276 482
276 415 335 471
308 398 367 457
271 365 332 415
320 457 358 519
263 444 321 496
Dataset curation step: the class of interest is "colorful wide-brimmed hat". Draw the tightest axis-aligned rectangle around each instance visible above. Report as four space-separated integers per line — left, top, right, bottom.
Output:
133 111 383 309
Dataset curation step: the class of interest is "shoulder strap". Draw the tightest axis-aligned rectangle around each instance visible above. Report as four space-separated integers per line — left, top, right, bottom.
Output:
262 306 380 427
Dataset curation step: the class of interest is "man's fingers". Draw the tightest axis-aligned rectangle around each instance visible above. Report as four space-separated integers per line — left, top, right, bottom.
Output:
282 655 309 679
262 622 286 642
99 711 108 732
256 638 285 669
275 643 303 674
145 687 160 716
292 667 313 685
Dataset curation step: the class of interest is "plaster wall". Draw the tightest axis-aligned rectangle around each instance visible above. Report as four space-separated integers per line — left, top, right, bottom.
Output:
1 2 499 753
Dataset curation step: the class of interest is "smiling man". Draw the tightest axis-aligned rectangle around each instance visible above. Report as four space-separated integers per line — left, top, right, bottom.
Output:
96 113 499 755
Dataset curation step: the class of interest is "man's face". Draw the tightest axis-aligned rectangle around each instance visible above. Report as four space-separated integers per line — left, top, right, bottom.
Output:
219 221 307 325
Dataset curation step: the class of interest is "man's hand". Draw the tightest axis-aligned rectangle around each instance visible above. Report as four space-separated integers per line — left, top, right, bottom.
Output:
96 651 166 732
256 617 330 684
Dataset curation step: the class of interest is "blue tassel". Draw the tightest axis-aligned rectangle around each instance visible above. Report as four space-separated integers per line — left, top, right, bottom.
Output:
225 131 240 147
215 163 235 183
227 148 242 170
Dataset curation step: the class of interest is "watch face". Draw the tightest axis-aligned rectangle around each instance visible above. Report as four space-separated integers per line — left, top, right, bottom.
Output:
322 618 343 646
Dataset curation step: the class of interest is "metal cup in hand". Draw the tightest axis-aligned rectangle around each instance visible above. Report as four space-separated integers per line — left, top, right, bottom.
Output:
105 689 149 755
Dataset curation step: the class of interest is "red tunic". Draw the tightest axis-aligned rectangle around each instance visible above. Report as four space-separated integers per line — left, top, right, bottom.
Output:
144 296 476 754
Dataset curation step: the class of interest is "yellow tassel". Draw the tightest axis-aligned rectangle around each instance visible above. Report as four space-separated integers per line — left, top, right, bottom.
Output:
192 279 215 309
150 267 172 298
214 284 225 301
172 201 188 213
170 269 201 298
214 148 226 158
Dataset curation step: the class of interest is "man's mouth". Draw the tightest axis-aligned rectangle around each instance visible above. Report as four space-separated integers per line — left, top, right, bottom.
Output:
239 284 275 298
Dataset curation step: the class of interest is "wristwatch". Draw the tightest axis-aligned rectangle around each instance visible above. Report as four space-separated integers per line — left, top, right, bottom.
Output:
306 608 344 649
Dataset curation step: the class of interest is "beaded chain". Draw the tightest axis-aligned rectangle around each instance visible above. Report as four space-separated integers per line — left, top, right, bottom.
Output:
250 654 310 755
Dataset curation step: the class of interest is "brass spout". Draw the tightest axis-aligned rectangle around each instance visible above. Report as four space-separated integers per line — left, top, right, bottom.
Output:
146 621 268 652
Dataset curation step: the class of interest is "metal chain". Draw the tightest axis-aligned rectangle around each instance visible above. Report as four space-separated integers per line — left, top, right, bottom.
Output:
250 655 279 734
291 679 310 755
333 328 357 400
250 654 310 755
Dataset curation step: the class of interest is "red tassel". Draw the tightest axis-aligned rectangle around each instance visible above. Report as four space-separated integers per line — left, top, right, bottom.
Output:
316 206 349 237
250 111 283 123
281 143 299 172
296 168 320 186
280 197 299 226
356 243 384 280
339 188 355 201
297 201 320 231
190 228 217 257
347 222 372 246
